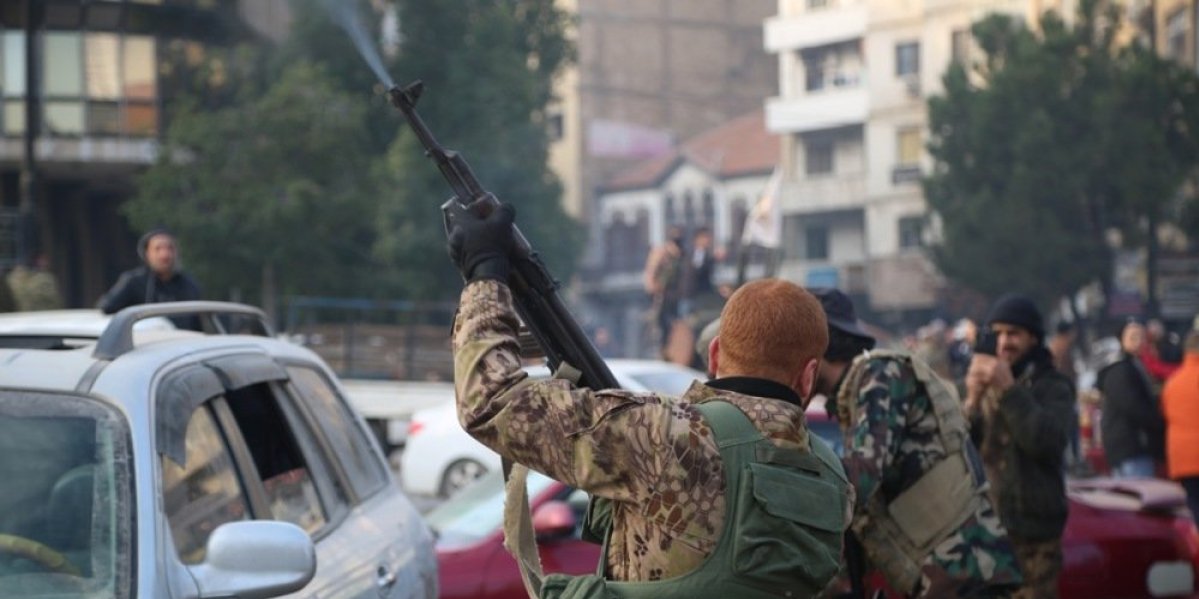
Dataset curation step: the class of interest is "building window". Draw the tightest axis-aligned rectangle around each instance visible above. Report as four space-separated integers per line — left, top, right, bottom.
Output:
951 29 970 64
899 216 924 248
801 41 862 92
895 41 920 77
1166 9 1187 63
0 30 157 137
805 224 830 260
897 128 922 166
701 189 715 226
806 139 834 175
546 110 564 141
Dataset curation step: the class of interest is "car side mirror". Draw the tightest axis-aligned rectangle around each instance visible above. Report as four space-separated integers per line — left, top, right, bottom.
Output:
190 521 316 599
532 500 577 541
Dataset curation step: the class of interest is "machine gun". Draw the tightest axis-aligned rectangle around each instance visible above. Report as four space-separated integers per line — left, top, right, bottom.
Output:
388 80 619 392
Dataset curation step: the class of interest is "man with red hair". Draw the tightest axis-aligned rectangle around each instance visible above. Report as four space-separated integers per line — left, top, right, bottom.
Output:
446 202 850 598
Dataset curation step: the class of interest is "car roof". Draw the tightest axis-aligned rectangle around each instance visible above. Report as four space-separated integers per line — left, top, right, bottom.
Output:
0 303 320 404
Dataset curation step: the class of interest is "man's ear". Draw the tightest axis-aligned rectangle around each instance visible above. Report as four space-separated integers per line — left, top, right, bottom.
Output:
708 336 720 378
795 358 820 405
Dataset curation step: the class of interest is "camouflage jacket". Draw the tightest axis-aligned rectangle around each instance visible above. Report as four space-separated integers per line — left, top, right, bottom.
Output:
452 280 817 582
835 356 1023 597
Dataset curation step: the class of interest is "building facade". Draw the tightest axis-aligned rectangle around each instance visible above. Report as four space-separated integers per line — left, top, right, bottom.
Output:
547 0 779 253
0 0 287 307
765 0 1042 328
581 111 777 357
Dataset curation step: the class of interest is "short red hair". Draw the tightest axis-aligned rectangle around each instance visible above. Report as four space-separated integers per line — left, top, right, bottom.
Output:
717 279 828 382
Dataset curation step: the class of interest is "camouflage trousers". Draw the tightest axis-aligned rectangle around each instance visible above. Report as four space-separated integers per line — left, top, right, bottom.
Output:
1010 538 1062 599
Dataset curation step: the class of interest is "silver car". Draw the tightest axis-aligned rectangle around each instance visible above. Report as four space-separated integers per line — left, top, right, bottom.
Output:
0 302 436 598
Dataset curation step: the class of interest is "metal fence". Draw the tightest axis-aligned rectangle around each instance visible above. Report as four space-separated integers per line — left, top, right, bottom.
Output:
282 296 458 382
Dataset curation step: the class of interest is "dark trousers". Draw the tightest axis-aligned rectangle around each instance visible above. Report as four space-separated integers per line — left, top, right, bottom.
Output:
1182 477 1199 525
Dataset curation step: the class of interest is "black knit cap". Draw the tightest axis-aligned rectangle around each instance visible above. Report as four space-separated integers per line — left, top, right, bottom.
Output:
986 294 1045 340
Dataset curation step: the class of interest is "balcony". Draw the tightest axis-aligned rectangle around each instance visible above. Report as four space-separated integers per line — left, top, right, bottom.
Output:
764 4 868 53
782 175 868 214
766 87 869 134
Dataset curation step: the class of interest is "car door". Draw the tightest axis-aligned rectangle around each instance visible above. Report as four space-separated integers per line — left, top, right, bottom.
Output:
157 355 379 598
284 364 436 599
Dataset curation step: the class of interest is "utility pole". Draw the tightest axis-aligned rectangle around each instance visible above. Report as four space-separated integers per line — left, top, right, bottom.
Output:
18 0 41 267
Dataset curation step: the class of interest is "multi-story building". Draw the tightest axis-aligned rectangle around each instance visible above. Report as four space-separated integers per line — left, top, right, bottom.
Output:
764 0 1039 328
0 0 288 307
1155 0 1197 68
548 0 778 240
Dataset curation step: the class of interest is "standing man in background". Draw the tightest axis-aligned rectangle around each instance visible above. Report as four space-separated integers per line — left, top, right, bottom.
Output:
98 229 202 329
966 294 1074 599
642 225 685 357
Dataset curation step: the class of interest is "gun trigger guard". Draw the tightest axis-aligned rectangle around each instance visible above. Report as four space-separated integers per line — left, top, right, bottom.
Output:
441 196 466 236
552 362 583 385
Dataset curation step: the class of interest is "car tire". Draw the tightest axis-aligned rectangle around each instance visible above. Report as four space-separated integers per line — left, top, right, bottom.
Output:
439 459 488 498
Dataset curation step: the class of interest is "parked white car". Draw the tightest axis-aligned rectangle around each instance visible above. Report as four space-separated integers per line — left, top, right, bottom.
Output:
400 359 704 498
341 379 455 452
0 303 436 599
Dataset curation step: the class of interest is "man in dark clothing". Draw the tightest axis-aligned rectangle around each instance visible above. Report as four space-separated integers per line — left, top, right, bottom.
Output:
1098 320 1165 478
98 229 202 330
966 294 1074 599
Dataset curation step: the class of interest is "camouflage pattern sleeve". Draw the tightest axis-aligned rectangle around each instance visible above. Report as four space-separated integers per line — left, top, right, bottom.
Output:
451 280 685 504
842 358 918 507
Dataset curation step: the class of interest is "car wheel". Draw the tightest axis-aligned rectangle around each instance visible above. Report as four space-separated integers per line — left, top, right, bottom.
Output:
439 459 487 498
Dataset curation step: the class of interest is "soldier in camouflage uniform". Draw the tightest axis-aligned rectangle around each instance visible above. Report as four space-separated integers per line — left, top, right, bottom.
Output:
446 203 850 597
966 295 1074 599
812 288 1022 598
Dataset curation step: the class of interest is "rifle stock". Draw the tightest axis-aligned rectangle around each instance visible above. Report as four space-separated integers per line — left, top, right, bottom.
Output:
388 81 620 391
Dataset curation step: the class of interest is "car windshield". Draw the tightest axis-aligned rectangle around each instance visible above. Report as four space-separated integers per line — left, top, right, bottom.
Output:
426 469 558 548
626 370 700 396
0 391 133 599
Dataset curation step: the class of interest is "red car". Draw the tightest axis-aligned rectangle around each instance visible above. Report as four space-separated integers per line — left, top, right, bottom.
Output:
428 404 1199 599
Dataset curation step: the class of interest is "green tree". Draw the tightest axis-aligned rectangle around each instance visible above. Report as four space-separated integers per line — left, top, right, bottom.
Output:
371 0 582 299
124 63 378 314
925 0 1199 311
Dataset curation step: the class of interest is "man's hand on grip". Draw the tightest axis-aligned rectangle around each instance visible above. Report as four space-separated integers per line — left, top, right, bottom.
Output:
447 201 517 283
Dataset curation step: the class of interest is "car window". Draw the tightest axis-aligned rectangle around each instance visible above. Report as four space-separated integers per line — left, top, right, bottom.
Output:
0 391 133 599
286 366 387 500
223 383 327 534
162 405 248 564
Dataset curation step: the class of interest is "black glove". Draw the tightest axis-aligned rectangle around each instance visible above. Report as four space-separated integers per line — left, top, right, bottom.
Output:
447 202 517 283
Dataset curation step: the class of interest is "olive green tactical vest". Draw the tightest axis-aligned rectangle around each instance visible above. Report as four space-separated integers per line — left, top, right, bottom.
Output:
541 400 851 599
836 351 987 595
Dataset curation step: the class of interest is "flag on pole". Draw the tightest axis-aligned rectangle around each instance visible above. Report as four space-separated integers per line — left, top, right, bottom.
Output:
741 167 783 249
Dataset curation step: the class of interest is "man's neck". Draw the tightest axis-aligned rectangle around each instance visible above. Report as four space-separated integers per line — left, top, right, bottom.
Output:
825 361 851 396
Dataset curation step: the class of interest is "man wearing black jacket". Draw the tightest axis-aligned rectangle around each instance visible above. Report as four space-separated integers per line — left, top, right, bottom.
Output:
98 229 201 330
966 294 1074 599
1098 320 1165 478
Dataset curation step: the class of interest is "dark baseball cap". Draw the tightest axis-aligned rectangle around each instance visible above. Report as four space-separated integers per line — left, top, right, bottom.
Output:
811 287 874 340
